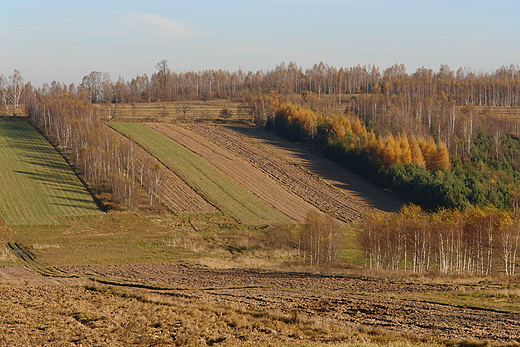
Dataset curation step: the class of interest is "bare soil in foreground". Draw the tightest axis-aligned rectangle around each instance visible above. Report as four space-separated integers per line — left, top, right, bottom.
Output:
41 264 520 344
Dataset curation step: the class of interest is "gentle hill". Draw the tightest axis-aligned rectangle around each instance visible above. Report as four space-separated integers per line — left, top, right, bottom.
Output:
0 121 102 225
110 122 292 225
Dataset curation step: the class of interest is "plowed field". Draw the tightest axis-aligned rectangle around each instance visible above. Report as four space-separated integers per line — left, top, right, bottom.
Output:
184 124 382 222
111 123 290 225
114 122 401 223
56 264 520 343
148 123 320 223
222 124 403 213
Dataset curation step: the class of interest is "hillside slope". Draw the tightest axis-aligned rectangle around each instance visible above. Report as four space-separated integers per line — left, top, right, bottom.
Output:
224 124 403 213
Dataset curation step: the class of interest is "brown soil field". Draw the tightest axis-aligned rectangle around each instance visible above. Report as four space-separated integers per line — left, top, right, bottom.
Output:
49 264 518 343
222 124 403 213
2 262 520 345
109 126 218 213
184 124 398 221
148 123 321 223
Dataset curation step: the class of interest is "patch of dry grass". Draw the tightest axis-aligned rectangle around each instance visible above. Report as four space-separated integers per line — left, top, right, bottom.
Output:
7 211 301 269
100 100 248 123
0 283 464 347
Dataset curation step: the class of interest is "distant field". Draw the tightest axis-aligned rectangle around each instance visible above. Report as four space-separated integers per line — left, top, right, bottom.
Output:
110 122 291 225
0 121 102 225
98 101 248 123
471 106 520 119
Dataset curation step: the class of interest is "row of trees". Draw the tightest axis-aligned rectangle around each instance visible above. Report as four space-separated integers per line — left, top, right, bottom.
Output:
26 93 163 209
17 61 520 108
4 63 520 164
360 205 520 276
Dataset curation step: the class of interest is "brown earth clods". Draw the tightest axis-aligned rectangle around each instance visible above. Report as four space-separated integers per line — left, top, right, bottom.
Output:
1 263 520 345
57 264 520 344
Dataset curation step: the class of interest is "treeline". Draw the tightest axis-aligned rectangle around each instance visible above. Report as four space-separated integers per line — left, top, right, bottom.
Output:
26 93 162 210
267 101 520 210
4 62 520 158
13 61 520 108
5 61 520 210
361 205 520 276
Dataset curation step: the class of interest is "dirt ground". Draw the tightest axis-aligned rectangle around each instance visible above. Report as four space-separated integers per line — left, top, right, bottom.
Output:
222 124 403 213
183 124 382 222
1 263 520 344
148 123 319 223
55 264 520 344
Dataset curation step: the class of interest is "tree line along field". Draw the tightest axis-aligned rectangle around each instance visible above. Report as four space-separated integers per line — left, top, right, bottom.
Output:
110 122 292 225
0 120 101 225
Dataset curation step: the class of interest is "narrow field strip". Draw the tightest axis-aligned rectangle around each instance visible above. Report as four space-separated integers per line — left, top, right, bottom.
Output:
187 124 372 222
0 121 102 225
110 122 290 225
149 123 320 223
106 126 218 213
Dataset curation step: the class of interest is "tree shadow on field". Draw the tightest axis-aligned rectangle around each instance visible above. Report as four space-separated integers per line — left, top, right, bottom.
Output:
50 195 100 211
1 121 103 212
14 170 78 189
225 124 403 213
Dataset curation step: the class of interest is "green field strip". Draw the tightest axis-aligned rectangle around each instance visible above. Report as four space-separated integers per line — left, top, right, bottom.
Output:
0 121 102 225
110 122 290 225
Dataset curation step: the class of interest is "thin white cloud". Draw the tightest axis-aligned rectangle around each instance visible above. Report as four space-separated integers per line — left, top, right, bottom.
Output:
127 13 196 40
0 26 131 37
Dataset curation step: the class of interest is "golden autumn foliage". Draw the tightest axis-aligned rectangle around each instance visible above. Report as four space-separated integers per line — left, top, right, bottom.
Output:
274 102 321 139
275 102 451 173
327 115 450 171
409 135 426 167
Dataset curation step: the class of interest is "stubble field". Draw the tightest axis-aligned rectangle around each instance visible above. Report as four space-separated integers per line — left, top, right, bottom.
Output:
1 263 520 346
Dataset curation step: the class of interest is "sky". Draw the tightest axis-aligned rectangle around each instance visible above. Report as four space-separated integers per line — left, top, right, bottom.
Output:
1 0 519 87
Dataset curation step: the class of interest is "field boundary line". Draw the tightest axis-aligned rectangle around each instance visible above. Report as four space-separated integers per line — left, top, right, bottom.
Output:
110 122 290 225
108 123 221 213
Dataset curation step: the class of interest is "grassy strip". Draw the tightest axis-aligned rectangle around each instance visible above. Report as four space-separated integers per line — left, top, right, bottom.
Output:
99 100 246 122
0 121 102 225
390 287 520 314
110 122 290 225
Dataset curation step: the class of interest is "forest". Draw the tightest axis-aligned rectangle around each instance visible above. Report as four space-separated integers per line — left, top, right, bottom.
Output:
3 61 520 274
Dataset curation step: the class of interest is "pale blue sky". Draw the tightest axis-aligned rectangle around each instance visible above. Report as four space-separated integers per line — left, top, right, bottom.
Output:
1 0 519 86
